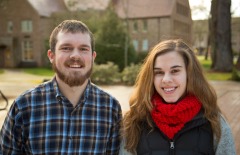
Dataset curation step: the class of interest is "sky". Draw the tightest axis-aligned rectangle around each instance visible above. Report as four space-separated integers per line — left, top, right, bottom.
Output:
189 0 240 20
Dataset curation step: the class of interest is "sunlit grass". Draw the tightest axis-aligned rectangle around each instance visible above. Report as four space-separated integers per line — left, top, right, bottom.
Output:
0 69 4 74
204 72 232 81
10 56 235 81
197 56 211 69
22 68 54 76
197 56 232 81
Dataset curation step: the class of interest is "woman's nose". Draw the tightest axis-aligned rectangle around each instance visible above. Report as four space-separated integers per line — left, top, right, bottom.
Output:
162 73 172 83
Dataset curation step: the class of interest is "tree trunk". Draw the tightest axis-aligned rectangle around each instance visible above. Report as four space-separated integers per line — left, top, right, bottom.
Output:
205 27 211 60
210 0 233 72
209 0 217 68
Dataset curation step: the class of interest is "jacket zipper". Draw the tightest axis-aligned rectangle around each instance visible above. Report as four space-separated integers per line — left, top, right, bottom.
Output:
170 141 174 149
170 140 175 154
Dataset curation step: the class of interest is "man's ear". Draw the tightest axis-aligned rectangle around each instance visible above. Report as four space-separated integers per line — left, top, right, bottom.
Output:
47 50 55 63
93 51 97 62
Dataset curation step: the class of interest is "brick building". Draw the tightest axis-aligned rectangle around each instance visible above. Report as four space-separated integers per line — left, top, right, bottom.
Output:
65 0 193 53
113 0 192 53
193 17 240 55
0 0 192 68
0 0 67 68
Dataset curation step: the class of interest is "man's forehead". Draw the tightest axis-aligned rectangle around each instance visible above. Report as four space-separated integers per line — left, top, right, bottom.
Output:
57 31 91 41
58 30 90 36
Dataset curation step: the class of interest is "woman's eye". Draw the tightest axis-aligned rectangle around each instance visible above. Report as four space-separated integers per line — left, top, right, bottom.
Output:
154 71 164 75
171 69 179 73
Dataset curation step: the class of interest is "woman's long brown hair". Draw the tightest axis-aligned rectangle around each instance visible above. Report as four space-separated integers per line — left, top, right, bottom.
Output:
122 39 221 153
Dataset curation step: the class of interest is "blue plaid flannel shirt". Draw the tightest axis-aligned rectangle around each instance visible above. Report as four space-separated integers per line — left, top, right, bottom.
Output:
0 78 122 154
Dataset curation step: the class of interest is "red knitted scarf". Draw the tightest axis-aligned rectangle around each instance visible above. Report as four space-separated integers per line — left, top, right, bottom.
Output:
151 93 202 139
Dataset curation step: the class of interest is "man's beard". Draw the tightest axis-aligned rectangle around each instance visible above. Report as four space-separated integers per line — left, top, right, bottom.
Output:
52 58 93 87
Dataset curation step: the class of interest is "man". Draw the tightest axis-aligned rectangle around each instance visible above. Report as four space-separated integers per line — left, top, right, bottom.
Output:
0 20 122 154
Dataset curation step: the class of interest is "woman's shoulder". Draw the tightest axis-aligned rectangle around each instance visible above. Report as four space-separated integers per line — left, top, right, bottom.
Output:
214 114 236 155
119 139 133 155
219 114 232 130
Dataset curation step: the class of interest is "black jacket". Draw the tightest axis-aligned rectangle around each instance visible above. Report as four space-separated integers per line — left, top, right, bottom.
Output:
136 112 214 155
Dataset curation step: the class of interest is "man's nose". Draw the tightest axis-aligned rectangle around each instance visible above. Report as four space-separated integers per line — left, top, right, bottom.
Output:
70 49 82 59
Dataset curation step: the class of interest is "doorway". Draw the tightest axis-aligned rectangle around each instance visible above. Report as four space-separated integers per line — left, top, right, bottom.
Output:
0 45 6 68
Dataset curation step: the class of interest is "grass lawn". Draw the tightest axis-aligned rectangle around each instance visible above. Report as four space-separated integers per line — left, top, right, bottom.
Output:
22 68 54 76
2 56 234 81
197 56 232 81
0 69 4 74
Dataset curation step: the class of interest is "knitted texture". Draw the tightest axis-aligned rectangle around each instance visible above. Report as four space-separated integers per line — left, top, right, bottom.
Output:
151 93 202 139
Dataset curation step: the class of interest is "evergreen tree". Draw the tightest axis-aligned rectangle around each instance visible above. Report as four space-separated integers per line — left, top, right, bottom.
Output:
95 7 136 71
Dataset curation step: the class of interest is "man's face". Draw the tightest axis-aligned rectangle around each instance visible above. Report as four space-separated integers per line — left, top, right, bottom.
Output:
48 31 96 87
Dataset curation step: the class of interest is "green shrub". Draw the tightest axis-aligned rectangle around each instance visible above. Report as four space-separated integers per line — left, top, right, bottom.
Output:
91 62 121 85
121 63 141 85
135 52 148 64
231 68 240 81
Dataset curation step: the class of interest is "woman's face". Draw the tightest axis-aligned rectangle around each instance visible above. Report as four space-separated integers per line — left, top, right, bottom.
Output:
153 51 187 103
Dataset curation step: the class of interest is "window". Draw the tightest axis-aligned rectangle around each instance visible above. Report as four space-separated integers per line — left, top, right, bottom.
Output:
132 40 139 51
143 20 148 32
133 20 138 32
7 21 13 33
142 39 148 51
22 40 33 60
176 3 189 17
21 20 33 33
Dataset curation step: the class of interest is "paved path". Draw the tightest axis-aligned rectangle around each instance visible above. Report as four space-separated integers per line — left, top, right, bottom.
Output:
0 69 240 153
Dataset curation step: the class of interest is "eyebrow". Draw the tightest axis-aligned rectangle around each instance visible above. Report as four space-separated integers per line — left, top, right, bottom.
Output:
58 43 72 47
154 65 183 70
59 43 91 48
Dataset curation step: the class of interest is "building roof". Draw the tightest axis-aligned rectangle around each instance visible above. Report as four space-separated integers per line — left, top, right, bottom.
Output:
114 0 174 19
27 0 68 17
63 0 176 19
64 0 110 11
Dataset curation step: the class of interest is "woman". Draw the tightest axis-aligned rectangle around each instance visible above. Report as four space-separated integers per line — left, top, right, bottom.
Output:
120 39 236 154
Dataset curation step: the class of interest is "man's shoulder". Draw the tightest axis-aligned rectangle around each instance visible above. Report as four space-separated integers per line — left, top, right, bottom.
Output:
24 80 53 94
15 80 54 103
89 83 120 103
90 83 111 95
89 83 122 118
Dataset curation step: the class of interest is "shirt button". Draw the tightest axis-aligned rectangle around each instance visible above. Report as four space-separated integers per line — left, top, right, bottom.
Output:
57 96 62 103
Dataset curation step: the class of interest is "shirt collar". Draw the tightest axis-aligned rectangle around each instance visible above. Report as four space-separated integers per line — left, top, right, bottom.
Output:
52 77 92 104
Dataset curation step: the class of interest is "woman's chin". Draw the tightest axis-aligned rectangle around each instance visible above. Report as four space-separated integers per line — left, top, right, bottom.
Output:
163 99 178 104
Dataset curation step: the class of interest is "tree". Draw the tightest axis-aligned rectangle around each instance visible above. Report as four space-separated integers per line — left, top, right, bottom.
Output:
209 0 233 72
236 54 240 70
95 6 136 71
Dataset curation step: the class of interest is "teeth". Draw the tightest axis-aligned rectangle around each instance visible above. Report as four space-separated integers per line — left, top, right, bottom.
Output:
164 87 175 92
70 64 81 68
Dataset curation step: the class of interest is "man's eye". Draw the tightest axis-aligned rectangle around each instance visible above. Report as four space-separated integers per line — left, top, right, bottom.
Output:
80 48 87 51
61 47 71 51
80 48 90 52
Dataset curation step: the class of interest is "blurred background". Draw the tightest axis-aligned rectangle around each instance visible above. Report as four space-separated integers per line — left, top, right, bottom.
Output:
0 0 240 153
0 0 239 78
